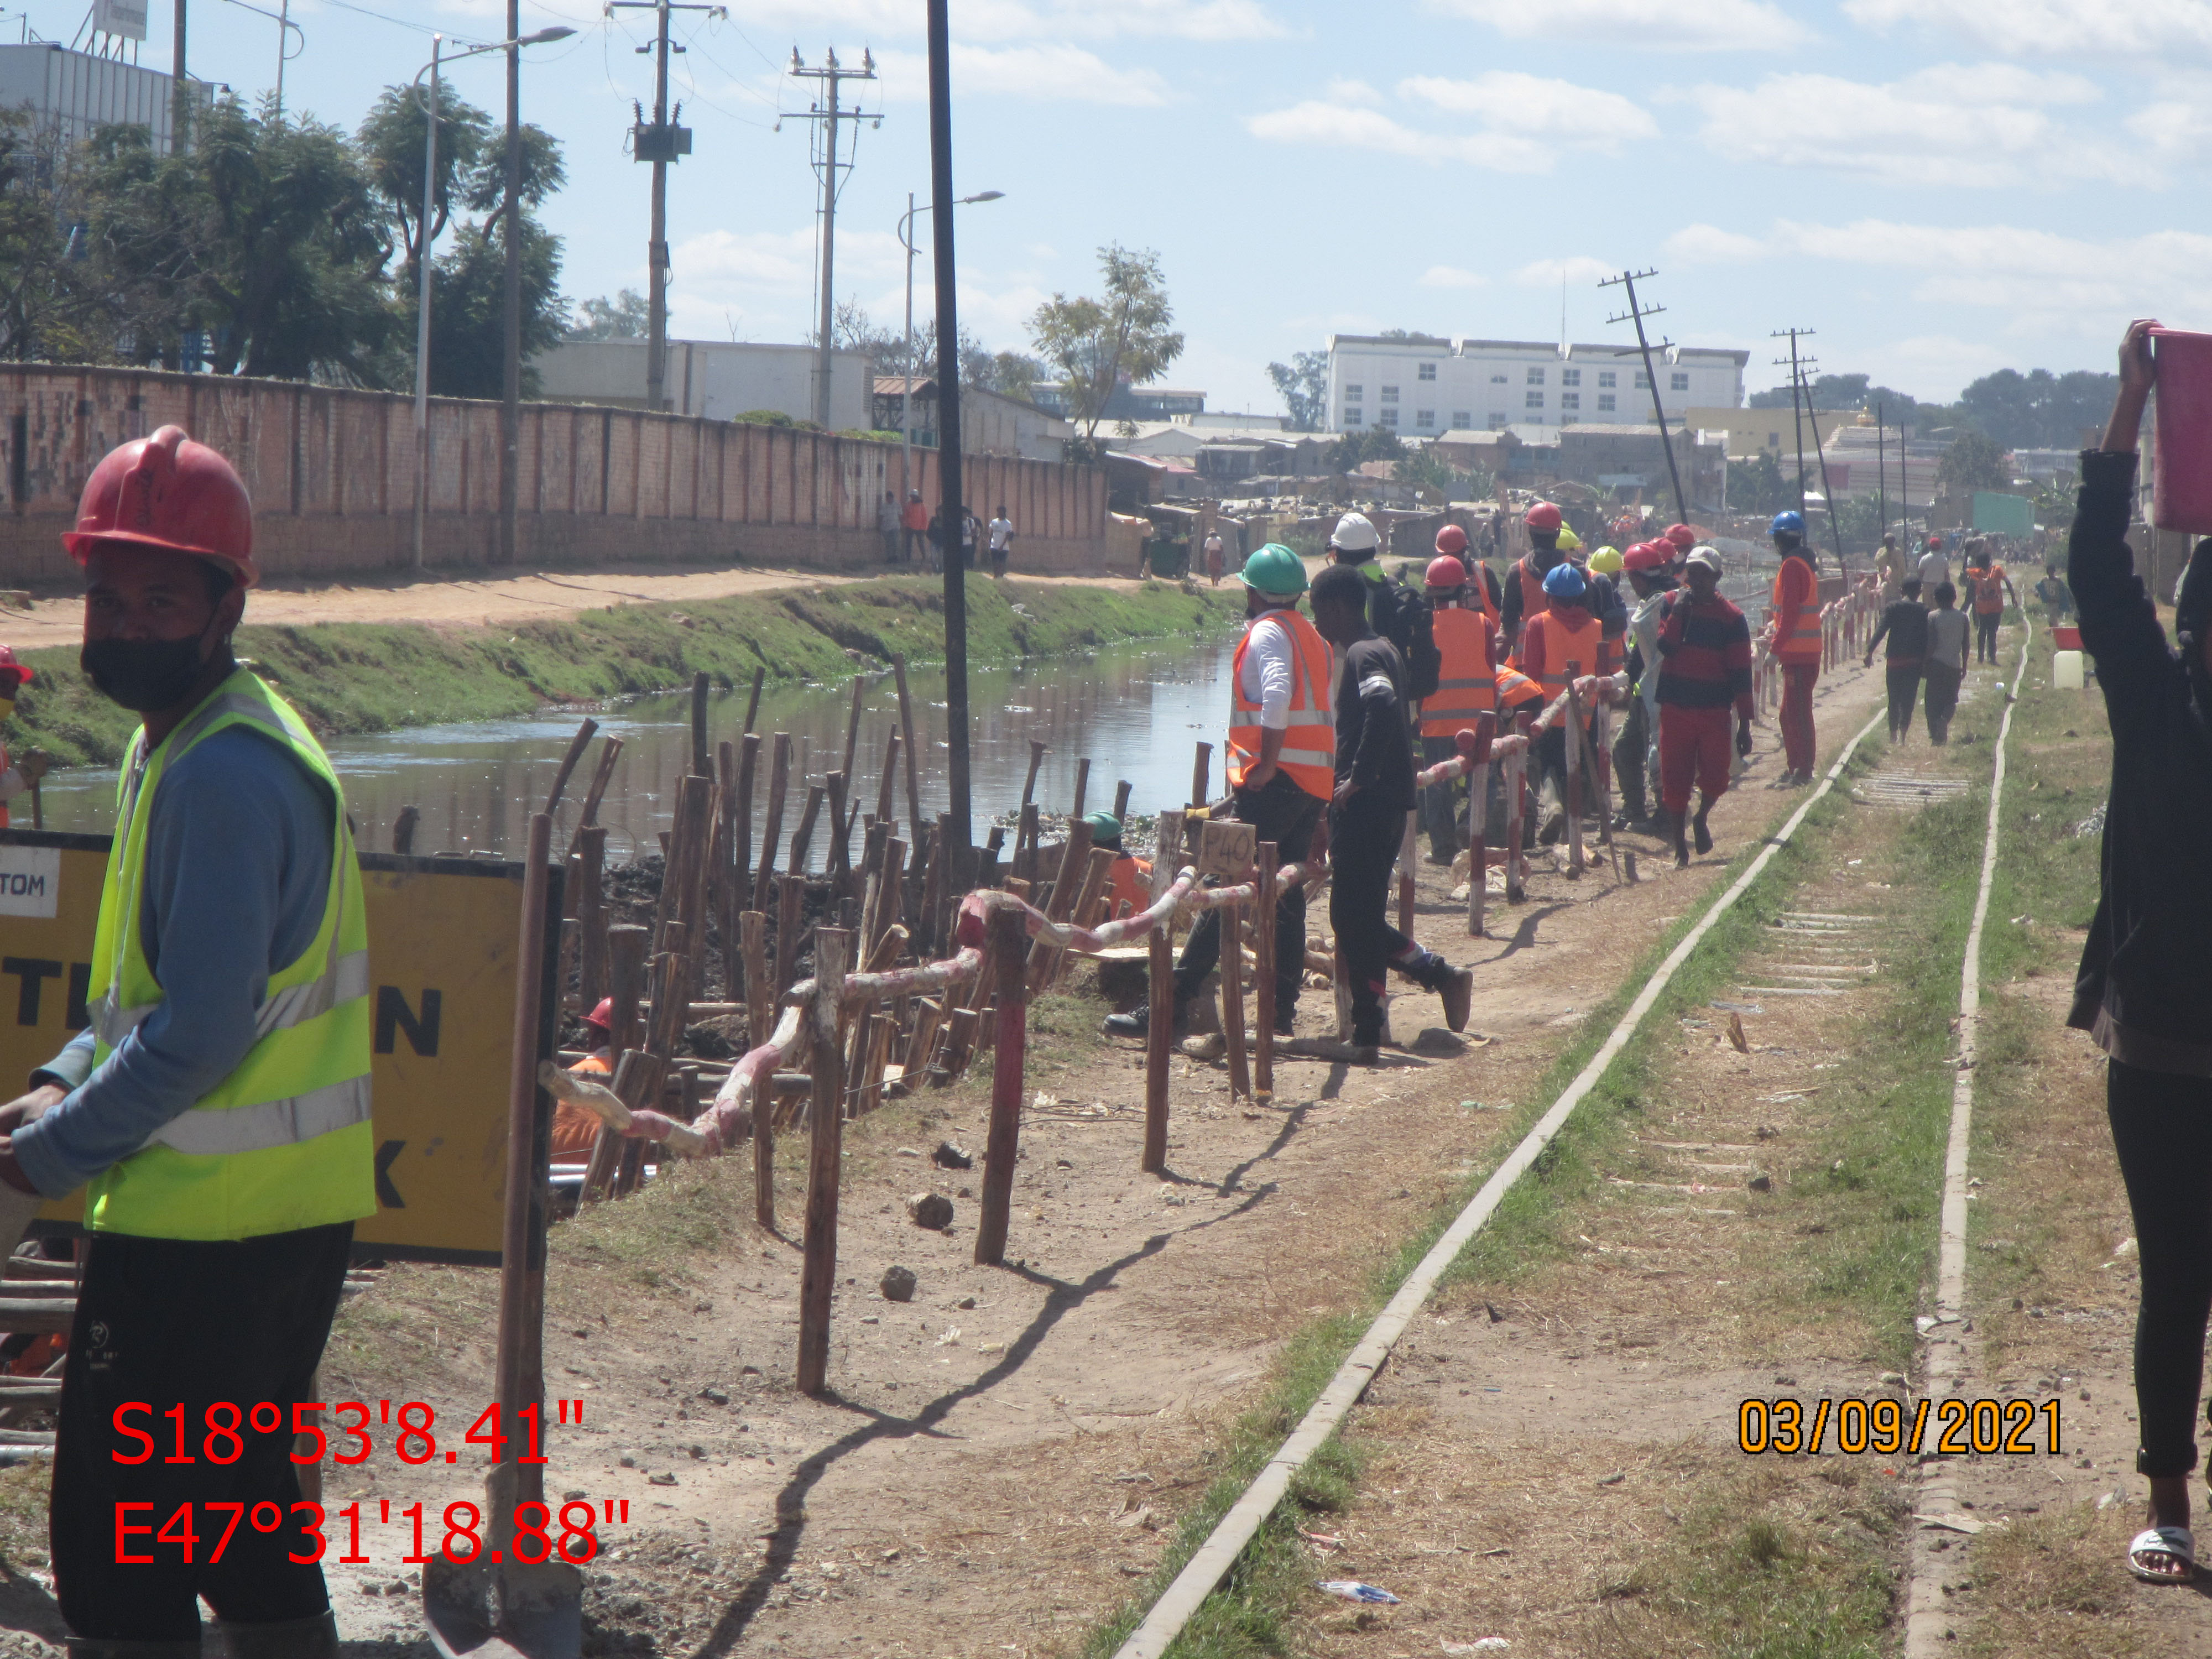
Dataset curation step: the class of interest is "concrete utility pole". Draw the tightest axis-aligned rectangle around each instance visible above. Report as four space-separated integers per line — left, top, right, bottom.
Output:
1773 329 1848 579
1775 326 1813 519
171 0 185 142
787 46 879 429
1599 267 1688 527
611 1 719 413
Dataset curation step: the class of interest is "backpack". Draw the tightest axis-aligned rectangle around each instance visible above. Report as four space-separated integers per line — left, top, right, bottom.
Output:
1365 567 1442 700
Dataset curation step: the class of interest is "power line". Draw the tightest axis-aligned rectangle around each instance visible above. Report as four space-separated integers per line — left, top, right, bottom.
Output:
1599 265 1689 527
786 45 878 426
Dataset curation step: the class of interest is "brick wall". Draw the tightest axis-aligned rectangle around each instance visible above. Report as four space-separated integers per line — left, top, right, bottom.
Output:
0 364 1113 586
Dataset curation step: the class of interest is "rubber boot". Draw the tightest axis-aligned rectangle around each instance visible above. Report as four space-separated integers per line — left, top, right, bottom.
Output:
1103 993 1190 1039
1662 809 1688 869
212 1613 338 1659
67 1640 202 1659
1693 800 1714 856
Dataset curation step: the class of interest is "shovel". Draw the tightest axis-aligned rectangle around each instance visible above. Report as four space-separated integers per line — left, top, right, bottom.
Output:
424 813 582 1659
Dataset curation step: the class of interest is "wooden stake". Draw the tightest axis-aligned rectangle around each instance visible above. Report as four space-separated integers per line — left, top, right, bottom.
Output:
1113 779 1132 822
796 927 849 1395
1254 841 1277 1100
1191 742 1212 808
391 806 420 855
874 731 902 831
973 905 1027 1267
841 677 865 787
1142 810 1184 1173
753 734 791 911
1563 673 1587 878
825 770 852 894
891 653 923 839
743 911 774 1230
743 665 765 734
1025 820 1094 991
773 873 806 995
1011 802 1040 886
733 732 760 900
716 742 740 999
542 718 599 816
1020 739 1047 809
790 784 827 876
690 672 711 780
577 826 608 1013
1070 758 1091 821
1465 762 1489 938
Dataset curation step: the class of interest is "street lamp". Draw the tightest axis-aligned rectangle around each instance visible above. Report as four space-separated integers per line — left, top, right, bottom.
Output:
897 190 1004 503
408 25 573 568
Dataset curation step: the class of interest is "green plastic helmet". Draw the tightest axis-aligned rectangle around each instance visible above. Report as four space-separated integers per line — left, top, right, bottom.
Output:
1238 542 1308 597
1082 810 1124 847
1588 545 1624 575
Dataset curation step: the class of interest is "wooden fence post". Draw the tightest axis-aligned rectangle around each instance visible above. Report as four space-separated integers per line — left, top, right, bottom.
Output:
743 911 775 1231
892 653 924 838
753 734 791 911
796 927 849 1395
1142 810 1185 1174
733 732 760 903
577 826 608 1014
974 905 1027 1267
1254 841 1277 1101
1190 742 1212 808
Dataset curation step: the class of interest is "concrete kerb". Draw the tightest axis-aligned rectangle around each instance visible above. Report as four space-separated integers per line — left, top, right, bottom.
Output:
1109 700 1891 1659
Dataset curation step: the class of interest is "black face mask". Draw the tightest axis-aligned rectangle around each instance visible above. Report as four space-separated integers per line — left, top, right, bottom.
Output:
81 625 227 713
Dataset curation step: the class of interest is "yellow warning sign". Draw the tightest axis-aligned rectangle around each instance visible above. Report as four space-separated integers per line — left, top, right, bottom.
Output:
0 832 551 1264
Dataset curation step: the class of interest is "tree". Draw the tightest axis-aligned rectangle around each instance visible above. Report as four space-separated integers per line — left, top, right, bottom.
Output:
1937 427 2011 493
1267 351 1328 431
0 109 96 362
568 289 649 340
79 96 399 382
1729 449 1794 516
1328 425 1404 471
1956 366 2117 448
1394 445 1491 500
419 218 565 399
1029 243 1183 439
356 84 492 279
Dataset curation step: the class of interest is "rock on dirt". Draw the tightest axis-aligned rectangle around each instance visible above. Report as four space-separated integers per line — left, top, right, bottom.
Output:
880 1265 918 1302
906 1192 954 1229
932 1140 973 1169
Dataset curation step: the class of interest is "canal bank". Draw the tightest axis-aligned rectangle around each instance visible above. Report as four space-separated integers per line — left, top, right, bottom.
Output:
3 572 1238 769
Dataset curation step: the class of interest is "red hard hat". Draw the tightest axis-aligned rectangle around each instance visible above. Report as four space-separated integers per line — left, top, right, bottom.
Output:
64 425 258 588
1524 501 1563 533
1665 523 1696 549
1621 542 1665 572
1434 523 1469 555
1425 555 1469 589
584 997 614 1032
0 645 30 690
1928 534 1944 549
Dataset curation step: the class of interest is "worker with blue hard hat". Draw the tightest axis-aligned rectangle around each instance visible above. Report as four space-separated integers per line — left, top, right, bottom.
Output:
1762 507 1823 784
1512 551 1627 846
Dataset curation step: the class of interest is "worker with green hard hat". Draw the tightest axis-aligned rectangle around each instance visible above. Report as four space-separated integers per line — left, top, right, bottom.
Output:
1104 542 1330 1042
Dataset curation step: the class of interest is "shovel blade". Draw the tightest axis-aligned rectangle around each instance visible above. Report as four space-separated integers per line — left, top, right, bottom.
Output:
423 1556 583 1659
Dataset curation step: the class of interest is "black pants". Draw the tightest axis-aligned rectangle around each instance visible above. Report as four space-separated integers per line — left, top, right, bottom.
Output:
1614 695 1652 820
1418 733 1464 863
1885 664 1921 740
1975 612 2000 662
1924 662 1961 744
54 1223 353 1639
1174 771 1322 1014
1329 794 1418 1043
2108 1060 2212 1478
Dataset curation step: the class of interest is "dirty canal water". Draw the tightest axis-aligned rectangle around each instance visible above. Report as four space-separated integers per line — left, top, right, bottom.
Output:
34 630 1240 863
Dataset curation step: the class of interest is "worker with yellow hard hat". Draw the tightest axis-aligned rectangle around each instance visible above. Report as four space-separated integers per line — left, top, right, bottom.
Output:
0 426 373 1657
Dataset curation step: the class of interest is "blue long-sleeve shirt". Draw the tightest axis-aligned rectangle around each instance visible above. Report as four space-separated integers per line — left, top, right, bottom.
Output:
20 726 334 1196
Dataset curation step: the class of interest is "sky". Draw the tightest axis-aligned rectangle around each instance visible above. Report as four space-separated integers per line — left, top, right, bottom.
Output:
18 0 2208 415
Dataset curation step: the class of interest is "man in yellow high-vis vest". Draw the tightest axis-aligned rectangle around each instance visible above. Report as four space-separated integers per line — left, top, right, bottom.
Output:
0 427 372 1659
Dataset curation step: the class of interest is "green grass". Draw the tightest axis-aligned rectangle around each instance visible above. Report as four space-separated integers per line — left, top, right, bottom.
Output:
4 574 1238 766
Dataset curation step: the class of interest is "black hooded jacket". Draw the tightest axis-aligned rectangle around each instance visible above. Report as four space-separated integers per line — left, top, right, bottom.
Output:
2066 447 2212 1073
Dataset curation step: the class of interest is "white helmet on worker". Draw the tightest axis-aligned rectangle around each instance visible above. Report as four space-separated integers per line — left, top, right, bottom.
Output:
1328 512 1381 559
1684 545 1724 576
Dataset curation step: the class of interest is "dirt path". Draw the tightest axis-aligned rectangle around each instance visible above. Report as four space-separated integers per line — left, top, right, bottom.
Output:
277 657 1888 1657
0 561 1156 649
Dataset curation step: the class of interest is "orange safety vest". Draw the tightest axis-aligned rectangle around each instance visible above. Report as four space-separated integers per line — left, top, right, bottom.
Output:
1969 565 2007 615
1422 603 1498 737
1771 556 1823 663
1105 853 1153 917
1495 665 1545 716
1518 609 1605 701
1228 608 1335 801
1514 556 1550 630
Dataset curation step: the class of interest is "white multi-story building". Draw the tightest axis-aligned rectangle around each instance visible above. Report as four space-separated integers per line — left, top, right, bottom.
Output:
1326 335 1747 437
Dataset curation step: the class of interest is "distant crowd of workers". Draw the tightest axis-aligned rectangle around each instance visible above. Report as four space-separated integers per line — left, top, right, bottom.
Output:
1861 529 2034 743
1081 499 1864 1060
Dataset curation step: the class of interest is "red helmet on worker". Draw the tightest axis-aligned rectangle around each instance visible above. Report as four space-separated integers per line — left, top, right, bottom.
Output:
1621 542 1666 573
583 997 614 1032
1524 501 1562 533
1434 523 1469 556
1665 523 1695 550
0 644 31 696
64 425 259 588
1425 555 1470 590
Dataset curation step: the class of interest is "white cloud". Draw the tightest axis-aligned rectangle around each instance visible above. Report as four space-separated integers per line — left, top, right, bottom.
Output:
1514 255 1615 288
1843 0 2212 56
1663 222 1768 264
875 44 1170 106
1401 72 1657 149
1418 265 1486 289
1248 74 1655 173
664 0 1283 42
1683 63 2124 186
1429 0 1812 50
